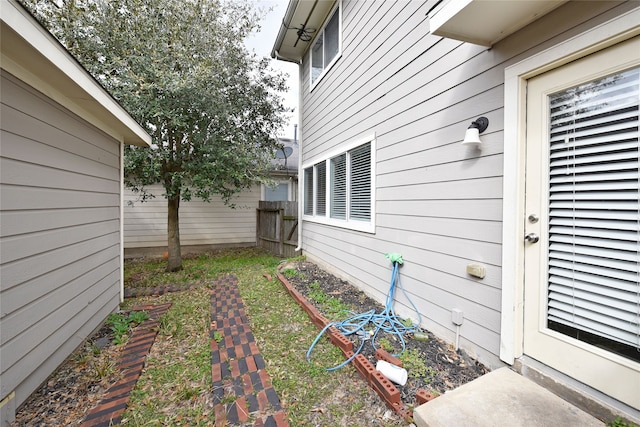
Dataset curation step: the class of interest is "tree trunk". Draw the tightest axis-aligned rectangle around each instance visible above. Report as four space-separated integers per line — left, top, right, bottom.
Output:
166 194 182 272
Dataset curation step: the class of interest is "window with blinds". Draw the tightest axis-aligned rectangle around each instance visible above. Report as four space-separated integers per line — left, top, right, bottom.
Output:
316 162 327 216
350 142 371 221
331 154 346 219
304 167 313 215
547 66 640 362
301 137 374 232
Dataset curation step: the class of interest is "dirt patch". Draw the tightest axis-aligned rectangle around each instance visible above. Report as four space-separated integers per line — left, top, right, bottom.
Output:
280 260 489 405
11 325 123 426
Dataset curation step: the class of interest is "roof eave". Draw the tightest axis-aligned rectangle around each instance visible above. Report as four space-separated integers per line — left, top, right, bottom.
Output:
271 0 337 64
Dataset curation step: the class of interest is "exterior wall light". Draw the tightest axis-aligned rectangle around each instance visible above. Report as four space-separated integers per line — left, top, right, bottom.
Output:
462 117 489 146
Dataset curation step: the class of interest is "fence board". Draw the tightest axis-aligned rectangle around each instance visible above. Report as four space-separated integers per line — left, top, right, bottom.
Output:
257 201 299 257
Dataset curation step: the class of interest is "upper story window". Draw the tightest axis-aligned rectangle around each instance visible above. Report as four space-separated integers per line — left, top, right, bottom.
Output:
310 3 341 88
302 135 375 233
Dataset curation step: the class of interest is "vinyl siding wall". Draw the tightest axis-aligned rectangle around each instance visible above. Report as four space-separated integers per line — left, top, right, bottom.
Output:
0 72 122 408
124 184 260 251
299 0 633 367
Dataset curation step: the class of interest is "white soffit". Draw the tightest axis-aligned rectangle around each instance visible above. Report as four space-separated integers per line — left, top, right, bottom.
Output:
272 0 336 63
429 0 568 47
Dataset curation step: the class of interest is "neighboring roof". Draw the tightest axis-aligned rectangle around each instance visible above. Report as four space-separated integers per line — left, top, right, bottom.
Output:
271 0 336 63
0 0 151 147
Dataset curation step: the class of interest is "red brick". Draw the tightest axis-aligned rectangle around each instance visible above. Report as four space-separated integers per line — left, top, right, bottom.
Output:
246 355 257 372
210 337 219 351
416 389 436 405
375 348 403 367
235 396 249 423
258 369 272 389
212 364 222 382
85 394 129 418
327 327 353 353
257 390 268 411
230 359 240 377
234 344 245 358
224 335 234 347
219 347 229 363
214 403 227 427
370 371 401 404
352 354 376 381
274 410 290 427
242 373 253 395
392 402 413 421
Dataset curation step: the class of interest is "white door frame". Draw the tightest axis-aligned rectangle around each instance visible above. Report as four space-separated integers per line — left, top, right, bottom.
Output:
500 7 640 365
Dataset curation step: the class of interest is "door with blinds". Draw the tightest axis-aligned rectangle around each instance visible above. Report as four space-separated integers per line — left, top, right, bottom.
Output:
523 36 640 409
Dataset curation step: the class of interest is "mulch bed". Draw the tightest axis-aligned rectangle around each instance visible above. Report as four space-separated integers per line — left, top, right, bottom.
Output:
279 260 489 406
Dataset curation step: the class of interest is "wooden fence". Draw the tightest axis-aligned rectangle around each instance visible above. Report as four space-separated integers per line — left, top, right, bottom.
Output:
256 201 299 258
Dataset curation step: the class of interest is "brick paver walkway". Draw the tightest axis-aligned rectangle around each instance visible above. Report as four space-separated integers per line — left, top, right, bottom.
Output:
81 303 172 427
210 275 289 427
80 275 288 426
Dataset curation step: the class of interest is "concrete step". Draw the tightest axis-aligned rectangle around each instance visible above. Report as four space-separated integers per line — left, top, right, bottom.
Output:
414 367 604 427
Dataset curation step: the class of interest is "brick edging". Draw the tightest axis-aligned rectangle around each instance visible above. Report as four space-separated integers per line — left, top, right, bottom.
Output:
80 303 172 427
276 272 437 421
124 283 203 298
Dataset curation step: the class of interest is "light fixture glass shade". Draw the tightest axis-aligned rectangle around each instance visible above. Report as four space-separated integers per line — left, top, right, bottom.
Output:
462 127 481 145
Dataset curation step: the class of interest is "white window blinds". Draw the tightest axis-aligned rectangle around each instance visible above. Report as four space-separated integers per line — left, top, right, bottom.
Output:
547 66 640 351
316 162 327 216
350 142 371 221
304 167 313 215
331 154 346 219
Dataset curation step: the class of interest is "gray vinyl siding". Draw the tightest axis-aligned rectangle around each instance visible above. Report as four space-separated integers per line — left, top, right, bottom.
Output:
0 72 121 407
123 184 259 249
299 0 632 367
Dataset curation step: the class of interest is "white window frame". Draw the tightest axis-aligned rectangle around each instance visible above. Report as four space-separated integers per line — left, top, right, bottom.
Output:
500 8 640 366
261 181 292 201
309 1 342 91
302 134 376 233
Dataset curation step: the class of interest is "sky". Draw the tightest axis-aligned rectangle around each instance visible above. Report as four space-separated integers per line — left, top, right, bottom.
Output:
244 0 300 139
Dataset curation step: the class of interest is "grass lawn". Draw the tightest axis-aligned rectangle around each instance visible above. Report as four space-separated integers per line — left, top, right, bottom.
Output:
121 248 405 426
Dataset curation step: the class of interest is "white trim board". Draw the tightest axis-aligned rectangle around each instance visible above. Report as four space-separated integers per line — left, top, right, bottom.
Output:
500 6 640 365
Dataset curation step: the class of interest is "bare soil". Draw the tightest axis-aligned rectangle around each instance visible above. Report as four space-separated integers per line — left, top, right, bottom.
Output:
281 260 489 405
11 325 122 426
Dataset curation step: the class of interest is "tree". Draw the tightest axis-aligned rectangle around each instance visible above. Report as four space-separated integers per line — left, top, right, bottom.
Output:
23 0 289 271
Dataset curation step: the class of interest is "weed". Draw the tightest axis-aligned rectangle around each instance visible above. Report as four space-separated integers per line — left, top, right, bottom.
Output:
106 310 149 345
324 297 350 320
128 310 149 324
399 348 437 381
379 337 396 353
306 282 350 320
73 351 89 365
282 268 300 278
401 317 413 328
213 330 223 343
608 417 638 427
177 385 201 401
94 360 116 380
220 394 236 405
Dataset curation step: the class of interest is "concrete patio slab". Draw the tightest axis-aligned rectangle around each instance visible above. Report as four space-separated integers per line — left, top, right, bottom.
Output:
414 367 603 427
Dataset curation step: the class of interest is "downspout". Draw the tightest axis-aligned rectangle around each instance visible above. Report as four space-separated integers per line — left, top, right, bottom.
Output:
294 62 303 253
119 140 125 303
